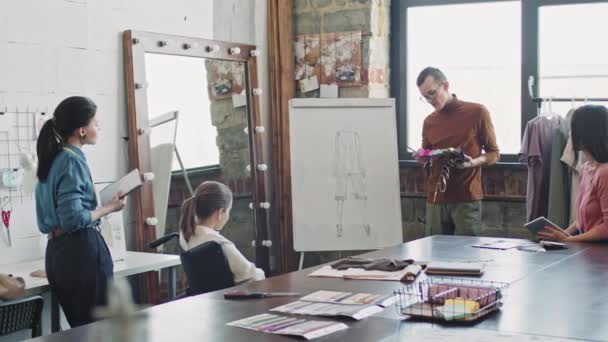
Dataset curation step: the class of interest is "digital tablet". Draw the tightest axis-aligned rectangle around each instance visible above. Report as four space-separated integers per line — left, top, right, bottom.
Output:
524 216 571 236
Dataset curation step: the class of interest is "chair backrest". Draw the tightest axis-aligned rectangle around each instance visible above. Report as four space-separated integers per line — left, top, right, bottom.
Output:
180 241 235 296
0 295 44 338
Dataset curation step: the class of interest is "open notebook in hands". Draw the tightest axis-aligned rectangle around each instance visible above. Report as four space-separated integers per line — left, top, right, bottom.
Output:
524 216 571 236
99 169 143 206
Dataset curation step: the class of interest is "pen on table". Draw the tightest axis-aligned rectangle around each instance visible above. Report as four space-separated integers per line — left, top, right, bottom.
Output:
224 290 302 299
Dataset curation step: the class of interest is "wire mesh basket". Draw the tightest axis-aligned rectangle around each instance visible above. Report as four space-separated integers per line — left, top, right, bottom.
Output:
394 277 509 322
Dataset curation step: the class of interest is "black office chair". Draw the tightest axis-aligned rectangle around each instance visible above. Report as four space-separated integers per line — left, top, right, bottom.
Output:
180 241 235 296
0 295 44 338
149 233 235 297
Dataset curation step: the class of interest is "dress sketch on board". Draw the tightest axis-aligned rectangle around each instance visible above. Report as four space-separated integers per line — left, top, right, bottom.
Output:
333 130 370 238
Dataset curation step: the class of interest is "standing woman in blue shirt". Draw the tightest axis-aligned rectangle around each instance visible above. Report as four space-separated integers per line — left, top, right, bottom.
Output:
35 96 125 327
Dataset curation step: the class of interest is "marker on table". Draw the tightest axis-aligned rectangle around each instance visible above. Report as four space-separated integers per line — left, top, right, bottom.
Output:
224 290 301 299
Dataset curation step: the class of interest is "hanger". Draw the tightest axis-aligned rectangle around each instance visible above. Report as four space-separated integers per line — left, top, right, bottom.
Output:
541 97 555 118
539 98 546 115
571 96 576 110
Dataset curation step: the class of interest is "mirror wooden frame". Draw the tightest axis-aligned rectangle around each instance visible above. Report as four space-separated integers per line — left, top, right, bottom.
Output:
123 30 270 303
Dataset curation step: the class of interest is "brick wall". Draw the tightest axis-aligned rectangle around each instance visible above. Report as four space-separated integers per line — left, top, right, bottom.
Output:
400 164 531 243
293 0 390 98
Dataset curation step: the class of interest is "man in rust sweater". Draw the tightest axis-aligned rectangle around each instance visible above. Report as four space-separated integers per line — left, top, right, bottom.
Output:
417 67 500 236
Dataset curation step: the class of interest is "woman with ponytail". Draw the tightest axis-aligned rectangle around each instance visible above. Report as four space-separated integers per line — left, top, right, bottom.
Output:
179 181 265 283
35 96 125 327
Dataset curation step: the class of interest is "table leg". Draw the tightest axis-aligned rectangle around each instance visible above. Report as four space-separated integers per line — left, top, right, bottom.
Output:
168 267 176 300
51 292 60 333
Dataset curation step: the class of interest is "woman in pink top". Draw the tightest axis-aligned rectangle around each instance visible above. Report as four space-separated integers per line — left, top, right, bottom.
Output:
539 105 608 242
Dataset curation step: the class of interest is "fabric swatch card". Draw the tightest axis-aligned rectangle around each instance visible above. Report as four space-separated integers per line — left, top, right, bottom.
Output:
301 290 396 307
228 313 347 340
271 301 383 320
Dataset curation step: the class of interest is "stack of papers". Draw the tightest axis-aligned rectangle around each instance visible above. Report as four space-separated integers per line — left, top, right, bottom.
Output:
301 290 396 307
271 301 384 320
228 313 348 340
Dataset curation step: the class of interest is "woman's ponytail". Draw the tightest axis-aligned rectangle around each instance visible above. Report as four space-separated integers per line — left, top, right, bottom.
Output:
179 197 196 243
36 119 63 182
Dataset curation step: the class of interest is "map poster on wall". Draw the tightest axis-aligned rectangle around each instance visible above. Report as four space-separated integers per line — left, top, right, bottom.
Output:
294 31 362 88
206 60 246 100
294 34 321 81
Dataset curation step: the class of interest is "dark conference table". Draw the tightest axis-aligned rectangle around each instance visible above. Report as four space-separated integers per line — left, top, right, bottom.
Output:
27 236 608 341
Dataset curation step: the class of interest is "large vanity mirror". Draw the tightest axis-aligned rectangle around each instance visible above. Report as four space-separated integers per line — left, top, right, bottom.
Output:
123 31 270 289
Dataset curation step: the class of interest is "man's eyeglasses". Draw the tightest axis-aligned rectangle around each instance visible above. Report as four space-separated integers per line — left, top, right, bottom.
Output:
419 82 444 104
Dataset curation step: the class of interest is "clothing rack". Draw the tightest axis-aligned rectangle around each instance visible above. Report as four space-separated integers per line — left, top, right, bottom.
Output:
531 97 608 110
528 75 608 111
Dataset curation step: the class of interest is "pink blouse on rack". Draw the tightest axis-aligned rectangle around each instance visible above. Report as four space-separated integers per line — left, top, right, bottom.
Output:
576 162 608 239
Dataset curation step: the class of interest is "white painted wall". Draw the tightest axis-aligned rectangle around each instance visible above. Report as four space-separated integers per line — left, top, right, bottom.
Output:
0 0 271 258
0 0 214 265
0 1 272 337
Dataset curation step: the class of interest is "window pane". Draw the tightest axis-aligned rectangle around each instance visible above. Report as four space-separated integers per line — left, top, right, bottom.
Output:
539 3 608 115
407 1 521 154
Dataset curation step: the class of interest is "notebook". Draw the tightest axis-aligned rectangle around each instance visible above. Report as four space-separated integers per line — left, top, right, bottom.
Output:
99 169 143 206
425 262 485 276
524 216 571 236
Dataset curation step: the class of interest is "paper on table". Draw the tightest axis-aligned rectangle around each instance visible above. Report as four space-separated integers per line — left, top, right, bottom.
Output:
228 313 348 340
471 240 524 250
271 301 384 320
301 290 396 307
309 264 422 281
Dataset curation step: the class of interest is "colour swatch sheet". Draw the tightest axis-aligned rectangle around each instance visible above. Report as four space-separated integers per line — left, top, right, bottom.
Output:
227 313 348 340
270 301 384 320
301 290 396 307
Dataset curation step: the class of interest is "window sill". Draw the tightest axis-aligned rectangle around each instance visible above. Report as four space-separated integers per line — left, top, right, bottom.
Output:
400 192 525 203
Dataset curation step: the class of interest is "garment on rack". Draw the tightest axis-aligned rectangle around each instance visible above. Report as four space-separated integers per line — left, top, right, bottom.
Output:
330 257 416 272
547 110 573 228
519 115 564 222
561 111 586 223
